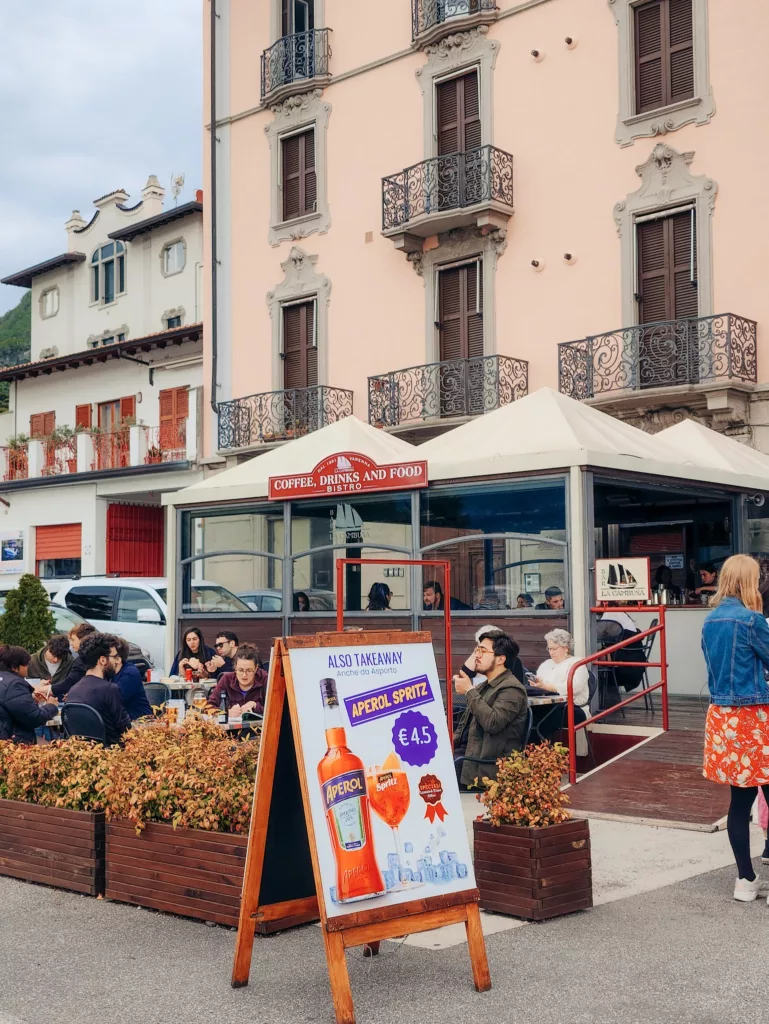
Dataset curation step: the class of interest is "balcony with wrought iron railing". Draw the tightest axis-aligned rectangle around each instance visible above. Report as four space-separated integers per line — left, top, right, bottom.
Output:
141 424 187 465
218 385 354 451
558 314 757 402
260 28 331 103
1 445 28 482
412 0 498 47
368 354 528 435
381 146 513 253
41 434 78 477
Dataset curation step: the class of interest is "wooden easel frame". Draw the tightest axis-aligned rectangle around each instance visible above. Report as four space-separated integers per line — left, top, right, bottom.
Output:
233 630 491 1024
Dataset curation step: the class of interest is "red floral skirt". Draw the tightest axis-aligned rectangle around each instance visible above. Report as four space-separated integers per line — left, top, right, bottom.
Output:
703 704 769 787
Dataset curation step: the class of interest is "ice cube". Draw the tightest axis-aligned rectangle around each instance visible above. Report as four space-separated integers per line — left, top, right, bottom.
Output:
456 863 468 878
447 851 458 863
424 865 439 883
437 827 446 839
399 867 412 883
404 842 413 854
417 857 430 873
424 845 431 854
412 870 423 883
445 862 458 880
439 851 451 865
382 869 395 890
387 853 401 871
330 886 338 903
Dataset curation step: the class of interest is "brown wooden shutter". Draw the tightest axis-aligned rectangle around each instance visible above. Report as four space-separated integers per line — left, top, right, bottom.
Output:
42 411 55 436
637 210 696 323
439 261 483 361
437 70 480 155
120 395 136 422
283 301 317 390
282 0 291 35
282 129 316 221
29 413 45 438
635 0 693 114
159 386 189 448
75 404 92 429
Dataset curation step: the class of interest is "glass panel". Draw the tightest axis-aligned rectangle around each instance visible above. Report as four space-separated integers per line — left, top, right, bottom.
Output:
37 557 81 580
116 241 124 252
118 254 125 293
291 494 413 611
92 266 99 302
184 509 284 613
92 250 99 263
103 260 115 303
101 243 114 259
420 479 567 610
185 584 251 614
117 587 165 623
64 585 117 620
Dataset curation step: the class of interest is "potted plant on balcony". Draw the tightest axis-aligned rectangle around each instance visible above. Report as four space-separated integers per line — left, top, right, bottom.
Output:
145 444 163 465
472 743 592 921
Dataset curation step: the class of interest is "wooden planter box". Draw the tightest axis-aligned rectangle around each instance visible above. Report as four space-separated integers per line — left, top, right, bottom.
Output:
473 818 592 921
0 799 105 896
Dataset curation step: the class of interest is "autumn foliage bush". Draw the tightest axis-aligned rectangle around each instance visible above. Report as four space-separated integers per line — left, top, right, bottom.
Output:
0 716 259 834
477 742 572 829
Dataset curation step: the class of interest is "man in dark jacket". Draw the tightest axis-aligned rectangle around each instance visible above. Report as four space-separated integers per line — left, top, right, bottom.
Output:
65 633 131 745
0 647 59 744
452 630 529 787
28 635 74 688
205 631 239 679
207 643 267 714
52 623 96 699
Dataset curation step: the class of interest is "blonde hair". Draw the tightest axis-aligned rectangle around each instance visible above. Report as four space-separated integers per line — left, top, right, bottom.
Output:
710 555 761 613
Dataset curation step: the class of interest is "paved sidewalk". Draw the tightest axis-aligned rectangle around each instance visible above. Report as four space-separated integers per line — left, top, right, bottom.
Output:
2 852 769 1024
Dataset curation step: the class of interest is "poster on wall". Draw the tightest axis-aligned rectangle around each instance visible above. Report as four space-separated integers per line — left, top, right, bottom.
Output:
595 557 650 603
287 640 476 918
0 531 25 574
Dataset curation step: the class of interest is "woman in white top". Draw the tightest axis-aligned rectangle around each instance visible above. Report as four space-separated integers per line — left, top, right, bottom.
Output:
533 628 590 742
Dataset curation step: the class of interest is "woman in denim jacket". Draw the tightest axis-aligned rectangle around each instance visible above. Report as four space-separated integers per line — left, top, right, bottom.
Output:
702 554 769 902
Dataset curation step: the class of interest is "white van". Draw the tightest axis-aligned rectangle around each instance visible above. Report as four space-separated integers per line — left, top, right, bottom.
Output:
51 577 251 671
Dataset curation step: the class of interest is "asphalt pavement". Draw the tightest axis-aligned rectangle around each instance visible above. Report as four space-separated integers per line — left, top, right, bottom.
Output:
0 856 767 1024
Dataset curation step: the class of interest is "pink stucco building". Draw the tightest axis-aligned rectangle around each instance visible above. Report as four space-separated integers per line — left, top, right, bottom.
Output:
203 0 769 458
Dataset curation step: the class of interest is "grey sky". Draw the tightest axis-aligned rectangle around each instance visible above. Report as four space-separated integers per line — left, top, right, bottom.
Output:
0 1 202 316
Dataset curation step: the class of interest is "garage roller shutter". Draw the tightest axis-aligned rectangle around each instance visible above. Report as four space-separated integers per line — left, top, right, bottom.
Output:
36 524 82 560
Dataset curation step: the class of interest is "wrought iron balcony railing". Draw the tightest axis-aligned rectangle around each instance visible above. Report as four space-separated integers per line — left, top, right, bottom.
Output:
260 29 331 102
558 313 757 401
368 354 528 428
382 146 513 232
218 385 353 451
412 0 498 41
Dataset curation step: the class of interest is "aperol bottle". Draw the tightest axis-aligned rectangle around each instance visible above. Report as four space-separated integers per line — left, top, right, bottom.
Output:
317 678 386 903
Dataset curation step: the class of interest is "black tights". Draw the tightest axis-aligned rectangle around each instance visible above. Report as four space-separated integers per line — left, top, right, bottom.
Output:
728 784 769 880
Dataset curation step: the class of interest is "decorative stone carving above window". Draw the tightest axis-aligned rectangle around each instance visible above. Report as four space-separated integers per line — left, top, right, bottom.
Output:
86 325 129 349
609 0 715 147
614 143 717 325
161 306 186 329
39 346 59 360
266 89 331 247
266 246 331 389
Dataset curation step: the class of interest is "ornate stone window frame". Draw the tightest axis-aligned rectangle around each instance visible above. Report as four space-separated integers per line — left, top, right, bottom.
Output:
266 89 331 247
161 306 186 329
410 226 507 362
159 237 187 277
39 285 60 320
266 246 331 389
614 143 717 326
609 0 716 148
86 324 130 349
416 26 499 159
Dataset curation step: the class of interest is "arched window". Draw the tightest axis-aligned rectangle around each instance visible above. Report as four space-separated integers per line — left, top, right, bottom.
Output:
91 241 126 304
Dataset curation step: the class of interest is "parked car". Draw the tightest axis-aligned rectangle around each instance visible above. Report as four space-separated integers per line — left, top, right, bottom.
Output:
52 577 251 671
238 589 336 612
0 596 153 674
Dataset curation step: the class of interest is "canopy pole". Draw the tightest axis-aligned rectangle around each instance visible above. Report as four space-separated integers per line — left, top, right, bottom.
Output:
569 466 589 658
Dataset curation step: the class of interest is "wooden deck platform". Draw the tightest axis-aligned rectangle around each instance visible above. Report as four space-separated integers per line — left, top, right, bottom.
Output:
566 697 730 831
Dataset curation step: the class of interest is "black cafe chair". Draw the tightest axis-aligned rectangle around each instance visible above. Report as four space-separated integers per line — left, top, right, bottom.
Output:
61 703 107 745
144 682 172 710
596 618 625 714
640 618 659 714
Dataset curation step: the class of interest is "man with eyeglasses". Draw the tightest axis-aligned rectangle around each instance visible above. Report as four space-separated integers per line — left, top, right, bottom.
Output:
64 633 131 745
452 630 529 787
205 631 239 679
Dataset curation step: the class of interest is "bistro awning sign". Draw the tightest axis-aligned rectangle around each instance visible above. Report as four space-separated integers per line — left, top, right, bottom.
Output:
268 452 428 500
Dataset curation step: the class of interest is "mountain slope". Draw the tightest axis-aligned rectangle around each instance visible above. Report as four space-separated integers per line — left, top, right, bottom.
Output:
0 290 31 368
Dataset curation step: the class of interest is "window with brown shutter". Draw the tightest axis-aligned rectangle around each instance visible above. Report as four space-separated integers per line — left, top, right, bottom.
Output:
281 128 317 222
159 387 189 451
436 70 481 156
120 395 136 423
75 404 92 430
438 261 483 362
634 0 693 114
282 301 317 390
637 210 697 324
30 411 55 438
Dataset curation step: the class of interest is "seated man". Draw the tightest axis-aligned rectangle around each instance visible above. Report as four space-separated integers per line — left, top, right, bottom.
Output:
28 635 73 688
536 586 565 610
452 631 529 787
51 622 97 699
205 631 239 679
207 643 268 716
65 633 131 745
423 579 470 612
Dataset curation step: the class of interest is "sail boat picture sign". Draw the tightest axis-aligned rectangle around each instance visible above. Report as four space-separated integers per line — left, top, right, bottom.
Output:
595 557 651 603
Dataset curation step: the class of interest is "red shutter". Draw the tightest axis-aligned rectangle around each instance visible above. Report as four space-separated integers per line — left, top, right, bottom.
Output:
635 0 693 114
106 504 164 577
43 412 55 436
283 302 316 390
36 523 82 560
75 404 92 429
30 413 56 438
120 395 136 422
159 386 189 449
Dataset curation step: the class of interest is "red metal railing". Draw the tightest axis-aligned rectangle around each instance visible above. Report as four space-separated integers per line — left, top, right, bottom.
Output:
335 557 454 740
566 605 668 785
91 429 130 471
41 436 77 476
143 423 187 464
2 445 28 481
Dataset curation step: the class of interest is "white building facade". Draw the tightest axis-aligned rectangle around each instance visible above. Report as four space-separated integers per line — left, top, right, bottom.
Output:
0 177 204 585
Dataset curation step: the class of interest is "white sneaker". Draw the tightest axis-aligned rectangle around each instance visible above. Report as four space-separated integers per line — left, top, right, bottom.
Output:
734 876 762 902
